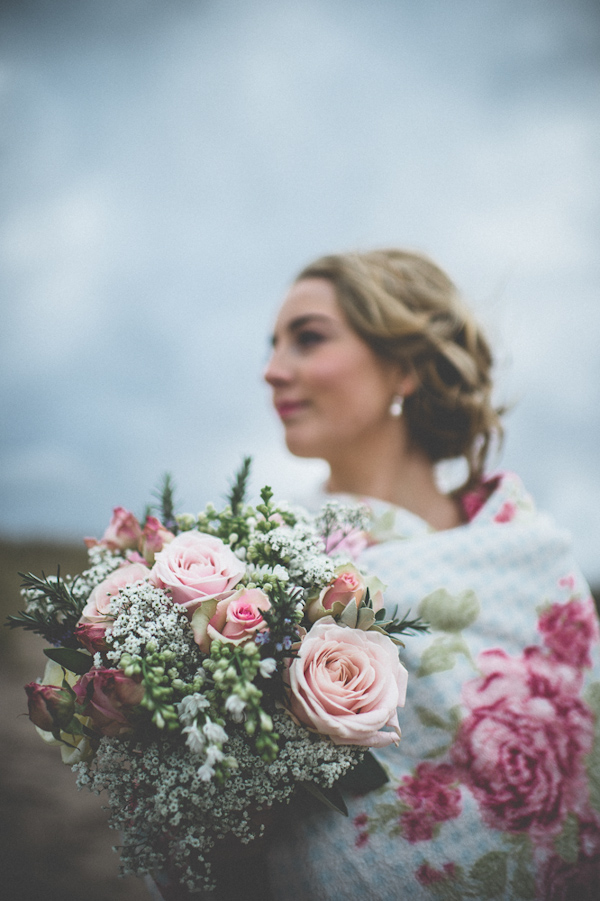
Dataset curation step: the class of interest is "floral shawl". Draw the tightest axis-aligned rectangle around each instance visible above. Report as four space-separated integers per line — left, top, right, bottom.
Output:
266 472 600 901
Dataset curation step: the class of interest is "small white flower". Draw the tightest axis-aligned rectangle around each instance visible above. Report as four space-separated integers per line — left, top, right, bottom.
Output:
202 718 228 745
182 723 205 755
271 565 289 582
197 763 215 782
225 694 246 722
205 746 225 767
259 658 277 679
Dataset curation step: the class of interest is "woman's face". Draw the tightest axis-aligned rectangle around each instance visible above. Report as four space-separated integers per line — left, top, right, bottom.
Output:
264 277 402 462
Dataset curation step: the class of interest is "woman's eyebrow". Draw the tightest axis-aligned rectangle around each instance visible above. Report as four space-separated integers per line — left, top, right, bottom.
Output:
270 314 333 346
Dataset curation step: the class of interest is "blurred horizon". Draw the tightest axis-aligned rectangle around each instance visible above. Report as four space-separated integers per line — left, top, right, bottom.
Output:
1 0 599 580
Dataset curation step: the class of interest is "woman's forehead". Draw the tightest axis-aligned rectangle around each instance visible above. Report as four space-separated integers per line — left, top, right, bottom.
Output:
274 278 342 330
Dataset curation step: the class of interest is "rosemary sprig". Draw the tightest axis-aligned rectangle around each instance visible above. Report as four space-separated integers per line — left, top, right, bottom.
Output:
227 456 252 515
6 568 85 647
153 473 176 530
375 605 430 638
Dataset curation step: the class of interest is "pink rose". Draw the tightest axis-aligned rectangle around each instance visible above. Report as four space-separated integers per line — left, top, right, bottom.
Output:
396 762 462 843
306 565 384 623
150 531 245 613
286 617 407 747
85 506 143 551
192 588 270 653
80 562 151 624
538 597 600 669
453 647 594 835
139 516 175 564
74 621 109 654
74 667 144 737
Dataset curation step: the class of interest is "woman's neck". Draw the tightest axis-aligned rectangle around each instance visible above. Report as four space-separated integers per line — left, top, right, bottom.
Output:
325 432 464 531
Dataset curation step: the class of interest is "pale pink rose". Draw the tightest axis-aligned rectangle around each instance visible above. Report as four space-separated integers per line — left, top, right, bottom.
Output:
192 588 270 653
538 597 600 670
86 506 143 551
139 516 175 564
80 562 151 624
286 617 407 747
74 667 144 737
453 647 594 835
150 531 245 613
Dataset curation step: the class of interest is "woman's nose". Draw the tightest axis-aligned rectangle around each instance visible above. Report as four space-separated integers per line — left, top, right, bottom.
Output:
264 347 292 387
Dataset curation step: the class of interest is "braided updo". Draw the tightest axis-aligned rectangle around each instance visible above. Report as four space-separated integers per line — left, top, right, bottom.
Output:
295 248 503 490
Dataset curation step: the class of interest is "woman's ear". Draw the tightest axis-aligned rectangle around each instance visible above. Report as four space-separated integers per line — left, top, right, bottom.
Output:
396 369 418 398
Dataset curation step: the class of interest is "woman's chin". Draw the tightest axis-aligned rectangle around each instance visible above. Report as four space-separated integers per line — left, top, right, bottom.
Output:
283 429 324 460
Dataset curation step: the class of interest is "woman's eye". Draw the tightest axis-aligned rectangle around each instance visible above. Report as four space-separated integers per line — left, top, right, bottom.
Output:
296 330 325 348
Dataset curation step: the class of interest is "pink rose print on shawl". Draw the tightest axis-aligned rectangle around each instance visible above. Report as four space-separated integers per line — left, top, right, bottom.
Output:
494 500 517 523
452 647 594 837
353 762 461 848
415 862 458 887
395 763 462 843
538 596 600 670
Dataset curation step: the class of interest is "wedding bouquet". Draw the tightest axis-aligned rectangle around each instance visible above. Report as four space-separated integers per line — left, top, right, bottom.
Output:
9 460 425 895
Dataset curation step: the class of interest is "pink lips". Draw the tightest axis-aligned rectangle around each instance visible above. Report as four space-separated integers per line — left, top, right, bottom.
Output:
275 400 307 420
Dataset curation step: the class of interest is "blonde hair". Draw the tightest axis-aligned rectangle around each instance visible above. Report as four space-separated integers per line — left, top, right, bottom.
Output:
296 248 503 490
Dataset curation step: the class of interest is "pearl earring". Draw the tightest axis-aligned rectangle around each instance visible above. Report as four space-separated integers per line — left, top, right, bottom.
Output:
389 394 404 417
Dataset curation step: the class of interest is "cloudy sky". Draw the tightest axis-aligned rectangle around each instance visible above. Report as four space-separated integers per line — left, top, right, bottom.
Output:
1 0 599 581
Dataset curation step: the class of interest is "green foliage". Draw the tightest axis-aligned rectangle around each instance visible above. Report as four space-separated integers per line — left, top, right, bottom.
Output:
5 568 85 648
227 456 252 515
153 473 176 529
469 851 508 898
203 641 279 763
418 588 480 633
122 648 204 733
584 681 600 814
376 605 430 639
43 647 93 675
300 780 348 816
258 583 304 669
553 812 579 864
417 635 472 678
416 704 461 733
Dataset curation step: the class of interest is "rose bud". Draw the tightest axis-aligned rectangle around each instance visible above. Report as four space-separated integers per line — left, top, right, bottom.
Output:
25 682 75 732
74 621 109 655
139 516 175 564
87 506 143 551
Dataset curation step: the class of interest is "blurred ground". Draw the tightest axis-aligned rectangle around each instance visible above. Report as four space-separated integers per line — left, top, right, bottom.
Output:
1 540 599 901
0 540 150 901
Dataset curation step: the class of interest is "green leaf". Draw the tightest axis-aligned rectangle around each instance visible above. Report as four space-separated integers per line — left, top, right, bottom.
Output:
584 682 600 813
512 851 536 899
416 705 457 731
44 647 93 675
554 813 579 864
418 588 480 632
468 851 507 898
417 636 470 678
299 781 348 816
338 751 389 793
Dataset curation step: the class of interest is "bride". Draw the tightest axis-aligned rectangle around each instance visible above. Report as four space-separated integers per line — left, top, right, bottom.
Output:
262 248 600 900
